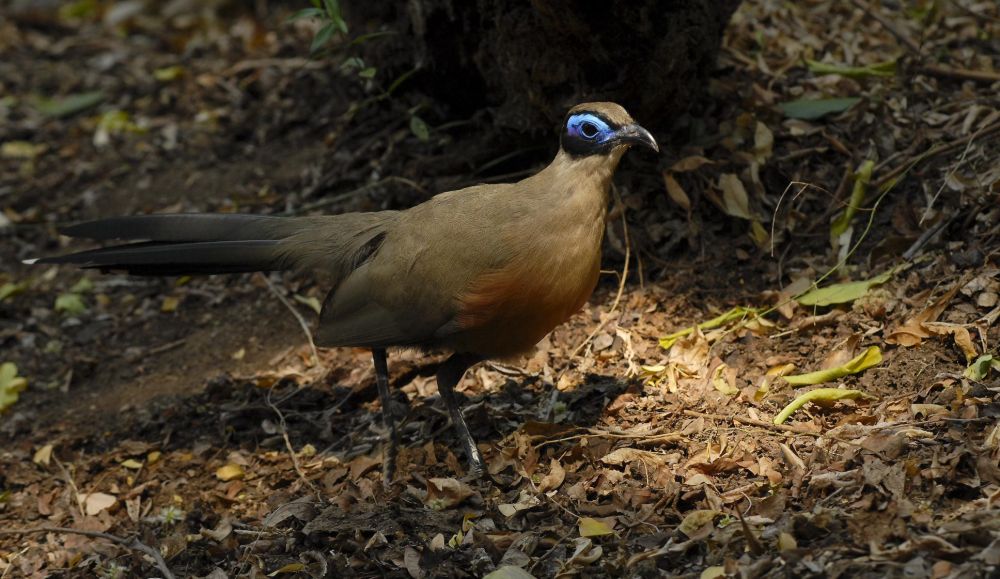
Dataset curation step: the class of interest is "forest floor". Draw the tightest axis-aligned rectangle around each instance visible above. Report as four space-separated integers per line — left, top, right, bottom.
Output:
1 1 999 577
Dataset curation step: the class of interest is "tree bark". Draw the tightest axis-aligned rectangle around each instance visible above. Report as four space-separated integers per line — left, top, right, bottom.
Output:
351 0 742 132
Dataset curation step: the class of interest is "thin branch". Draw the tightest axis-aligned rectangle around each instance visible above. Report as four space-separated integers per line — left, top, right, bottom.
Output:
264 386 320 497
947 0 1000 23
851 0 922 54
0 527 175 579
903 214 955 261
919 119 985 225
920 64 1000 84
262 274 319 367
568 187 632 361
873 120 1000 190
52 457 85 519
682 409 819 435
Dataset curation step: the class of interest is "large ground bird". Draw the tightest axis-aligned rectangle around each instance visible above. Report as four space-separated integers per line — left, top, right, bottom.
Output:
28 102 659 484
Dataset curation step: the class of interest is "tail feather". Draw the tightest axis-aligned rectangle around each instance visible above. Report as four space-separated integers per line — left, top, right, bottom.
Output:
29 212 400 279
57 213 293 242
34 240 283 275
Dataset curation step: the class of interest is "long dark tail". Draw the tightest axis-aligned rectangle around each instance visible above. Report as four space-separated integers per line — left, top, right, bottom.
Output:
28 213 396 277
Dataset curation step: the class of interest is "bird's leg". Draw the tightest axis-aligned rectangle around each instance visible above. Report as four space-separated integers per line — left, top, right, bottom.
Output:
372 348 398 487
436 353 486 477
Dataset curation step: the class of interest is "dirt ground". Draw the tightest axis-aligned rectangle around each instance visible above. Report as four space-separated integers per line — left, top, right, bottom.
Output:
1 1 999 578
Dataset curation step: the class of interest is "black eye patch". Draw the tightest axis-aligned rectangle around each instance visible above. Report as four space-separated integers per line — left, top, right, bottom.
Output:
560 112 620 157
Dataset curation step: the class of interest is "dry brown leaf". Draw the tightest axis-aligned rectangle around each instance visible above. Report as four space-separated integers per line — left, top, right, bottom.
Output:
710 362 739 395
668 327 710 372
663 172 691 212
215 463 245 482
348 455 381 480
778 532 797 551
718 174 753 220
670 155 714 172
779 444 806 471
403 546 424 579
33 443 54 466
424 478 476 510
678 510 719 538
498 490 540 517
601 448 670 469
821 335 862 369
886 284 961 346
922 323 978 361
82 492 116 516
537 459 566 492
754 121 774 162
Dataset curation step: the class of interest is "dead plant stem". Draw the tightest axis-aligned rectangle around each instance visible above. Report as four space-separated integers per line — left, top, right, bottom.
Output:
0 527 175 579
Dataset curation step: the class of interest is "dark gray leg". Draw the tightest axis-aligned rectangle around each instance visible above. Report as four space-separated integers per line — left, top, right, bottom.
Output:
436 353 485 477
372 348 398 487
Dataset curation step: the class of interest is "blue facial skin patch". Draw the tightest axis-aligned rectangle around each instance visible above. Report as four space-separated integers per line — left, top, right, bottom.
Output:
565 113 615 144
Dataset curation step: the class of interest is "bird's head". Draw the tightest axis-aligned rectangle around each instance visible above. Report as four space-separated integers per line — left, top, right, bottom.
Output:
559 102 659 158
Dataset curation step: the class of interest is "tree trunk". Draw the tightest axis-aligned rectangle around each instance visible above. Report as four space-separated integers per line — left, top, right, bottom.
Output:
351 0 741 132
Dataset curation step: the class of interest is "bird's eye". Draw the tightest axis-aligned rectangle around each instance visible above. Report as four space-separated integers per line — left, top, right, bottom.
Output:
580 122 599 138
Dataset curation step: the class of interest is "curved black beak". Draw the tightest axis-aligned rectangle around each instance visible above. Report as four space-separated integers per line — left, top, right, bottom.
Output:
617 123 659 153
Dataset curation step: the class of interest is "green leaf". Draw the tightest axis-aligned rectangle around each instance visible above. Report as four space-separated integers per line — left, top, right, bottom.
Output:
773 388 871 424
268 562 306 576
807 59 897 79
285 7 324 22
358 67 377 79
58 0 98 21
784 346 883 385
0 362 28 413
70 277 94 294
659 307 759 350
350 30 397 46
778 97 861 120
830 159 875 240
310 22 337 55
34 91 105 118
55 293 87 316
964 354 1000 381
795 270 892 307
153 65 185 82
1 141 46 159
322 0 340 19
387 67 419 96
0 282 26 302
341 56 364 70
96 110 145 135
409 115 430 141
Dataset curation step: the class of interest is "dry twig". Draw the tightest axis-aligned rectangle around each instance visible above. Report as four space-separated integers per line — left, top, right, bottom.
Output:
682 409 818 435
568 187 632 361
920 64 1000 85
851 0 922 54
265 387 320 497
262 274 320 366
0 527 175 579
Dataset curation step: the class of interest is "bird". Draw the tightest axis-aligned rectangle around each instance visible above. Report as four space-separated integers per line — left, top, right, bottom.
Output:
26 101 658 484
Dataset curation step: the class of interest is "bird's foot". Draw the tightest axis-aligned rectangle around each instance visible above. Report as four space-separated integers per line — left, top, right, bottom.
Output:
381 452 397 489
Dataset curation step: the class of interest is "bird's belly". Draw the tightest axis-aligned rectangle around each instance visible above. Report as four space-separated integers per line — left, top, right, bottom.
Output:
445 248 601 357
